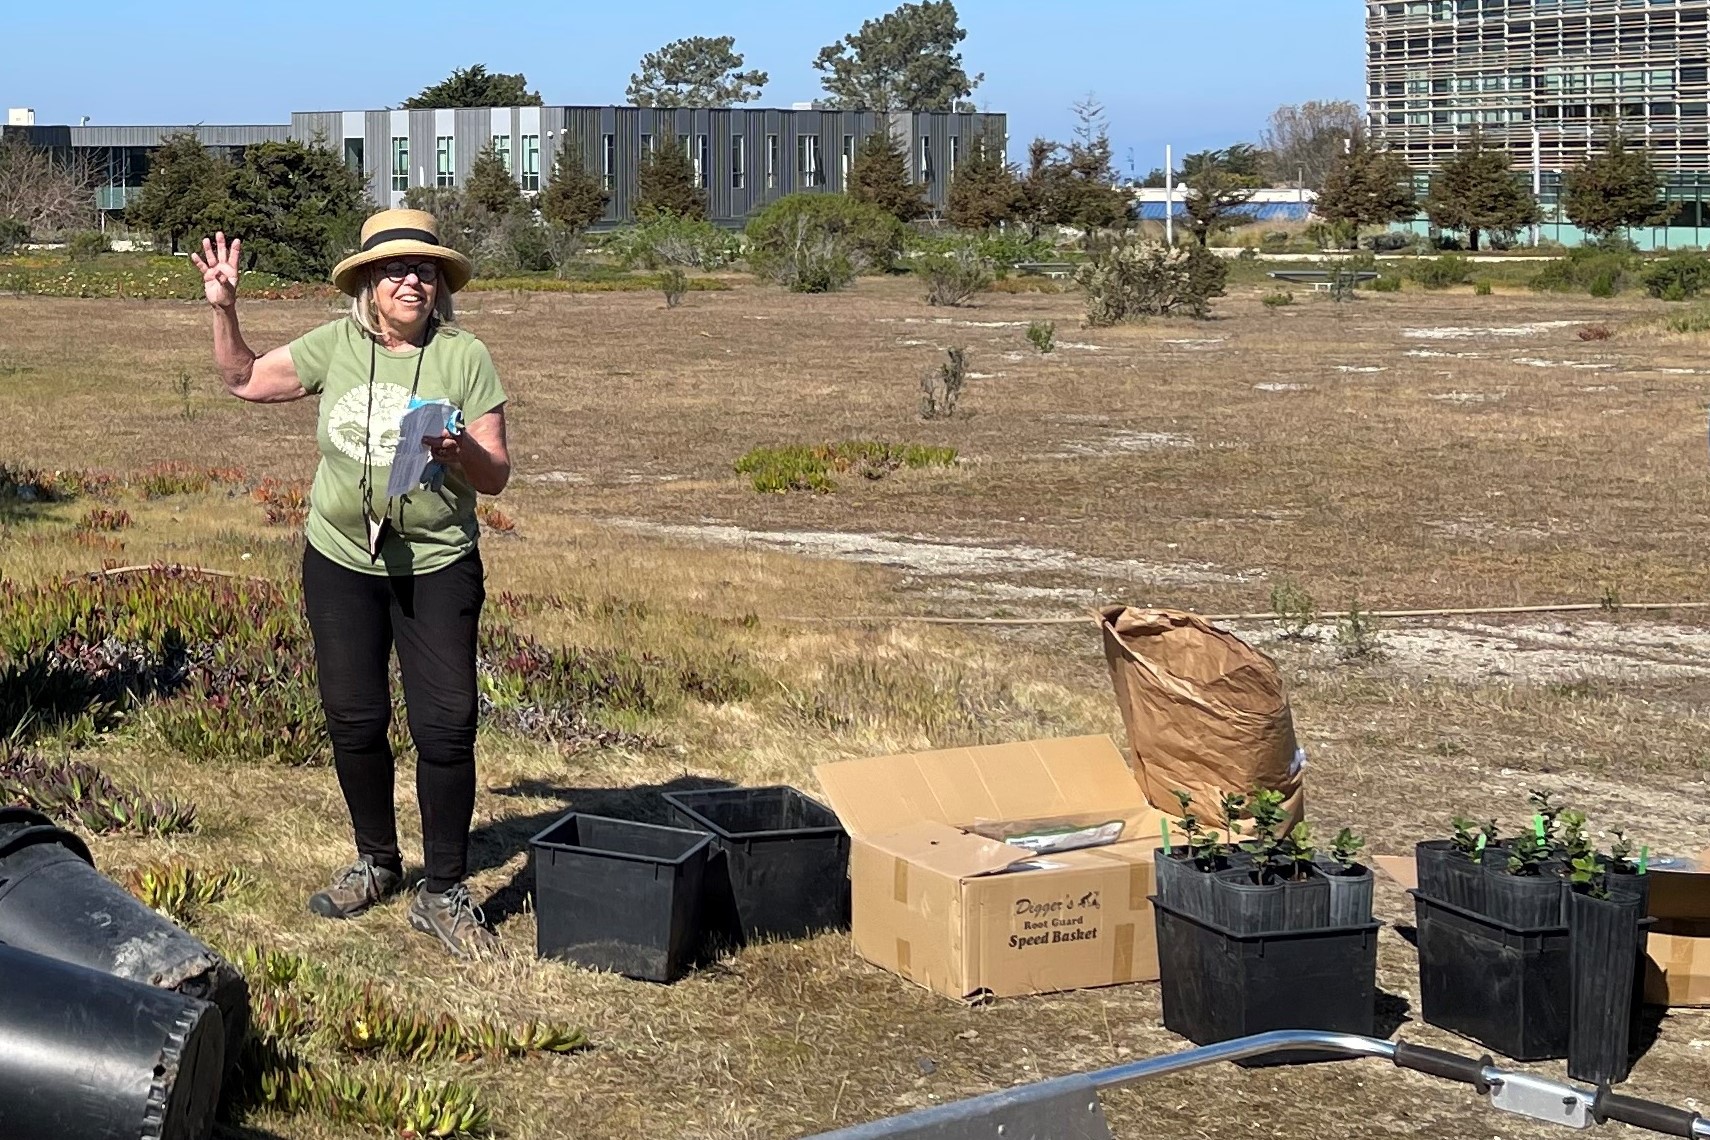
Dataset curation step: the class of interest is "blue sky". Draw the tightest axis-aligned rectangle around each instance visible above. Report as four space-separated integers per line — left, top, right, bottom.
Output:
6 0 1362 173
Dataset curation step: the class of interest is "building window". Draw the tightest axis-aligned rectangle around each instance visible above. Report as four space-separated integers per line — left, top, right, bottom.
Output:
492 134 511 170
435 136 455 188
641 133 654 155
391 137 408 192
602 133 616 191
919 135 933 184
521 134 539 191
948 135 960 174
766 133 779 189
695 133 709 188
842 134 855 181
798 134 822 186
732 134 745 189
343 138 364 173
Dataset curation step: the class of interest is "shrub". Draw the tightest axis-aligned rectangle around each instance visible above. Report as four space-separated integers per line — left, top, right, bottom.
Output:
1578 323 1614 341
660 267 688 308
919 244 994 306
0 216 27 254
1077 237 1226 325
67 230 110 263
1370 231 1413 253
1642 250 1710 300
1408 254 1474 289
1026 320 1056 354
601 213 741 271
920 347 968 418
1261 290 1294 308
746 194 906 291
1370 275 1402 293
1260 230 1291 251
734 442 956 493
499 210 555 274
1532 246 1640 296
1665 308 1710 333
1474 280 1493 296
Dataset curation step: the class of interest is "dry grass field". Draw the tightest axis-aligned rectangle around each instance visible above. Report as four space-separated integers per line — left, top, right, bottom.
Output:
2 270 1709 1139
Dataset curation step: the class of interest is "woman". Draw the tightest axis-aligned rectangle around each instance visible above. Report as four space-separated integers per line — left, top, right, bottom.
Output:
193 209 510 958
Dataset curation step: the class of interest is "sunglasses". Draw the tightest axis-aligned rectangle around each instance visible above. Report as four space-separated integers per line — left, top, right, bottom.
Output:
380 259 439 283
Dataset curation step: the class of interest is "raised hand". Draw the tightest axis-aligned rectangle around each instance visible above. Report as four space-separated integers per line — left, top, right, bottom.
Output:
191 232 241 309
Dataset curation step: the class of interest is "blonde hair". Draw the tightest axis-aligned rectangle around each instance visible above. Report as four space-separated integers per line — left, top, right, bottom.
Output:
349 265 457 339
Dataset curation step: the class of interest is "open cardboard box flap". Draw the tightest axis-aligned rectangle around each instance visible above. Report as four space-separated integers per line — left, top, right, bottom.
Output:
815 734 1150 847
860 820 1032 880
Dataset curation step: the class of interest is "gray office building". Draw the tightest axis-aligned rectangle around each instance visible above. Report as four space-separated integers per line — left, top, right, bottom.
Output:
1367 0 1710 244
4 104 1006 228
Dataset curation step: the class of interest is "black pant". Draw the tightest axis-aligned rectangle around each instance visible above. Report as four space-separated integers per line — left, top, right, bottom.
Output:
302 544 485 893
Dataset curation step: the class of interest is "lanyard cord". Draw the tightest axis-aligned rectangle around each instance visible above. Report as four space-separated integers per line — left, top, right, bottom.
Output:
359 323 432 544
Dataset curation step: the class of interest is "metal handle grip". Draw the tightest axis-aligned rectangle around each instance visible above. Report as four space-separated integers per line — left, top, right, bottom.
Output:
1593 1089 1704 1138
1392 1043 1491 1091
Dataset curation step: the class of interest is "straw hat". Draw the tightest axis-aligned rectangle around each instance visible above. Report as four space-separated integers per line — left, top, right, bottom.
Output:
331 208 474 296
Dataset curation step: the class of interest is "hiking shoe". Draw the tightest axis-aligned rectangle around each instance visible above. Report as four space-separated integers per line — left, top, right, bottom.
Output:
307 856 402 920
408 882 498 958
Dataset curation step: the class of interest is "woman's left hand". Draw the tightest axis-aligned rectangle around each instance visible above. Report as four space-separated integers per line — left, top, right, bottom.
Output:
425 430 464 466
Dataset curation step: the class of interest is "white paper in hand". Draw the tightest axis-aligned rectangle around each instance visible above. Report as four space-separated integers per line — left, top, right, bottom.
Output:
386 403 452 498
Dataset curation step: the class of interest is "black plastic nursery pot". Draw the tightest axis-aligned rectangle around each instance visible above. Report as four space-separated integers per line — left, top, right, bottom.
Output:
1210 865 1330 934
1314 861 1376 928
1567 889 1652 1086
1152 896 1379 1062
531 813 711 983
0 941 226 1140
1152 848 1227 924
0 807 249 1059
1412 890 1570 1061
1415 840 1487 914
663 786 850 945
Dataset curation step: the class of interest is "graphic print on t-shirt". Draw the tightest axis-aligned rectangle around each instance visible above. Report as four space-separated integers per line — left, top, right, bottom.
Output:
326 381 414 465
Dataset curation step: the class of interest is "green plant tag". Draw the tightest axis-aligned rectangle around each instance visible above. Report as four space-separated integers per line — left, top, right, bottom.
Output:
1475 833 1488 853
1161 819 1173 855
1533 815 1547 840
1639 847 1650 875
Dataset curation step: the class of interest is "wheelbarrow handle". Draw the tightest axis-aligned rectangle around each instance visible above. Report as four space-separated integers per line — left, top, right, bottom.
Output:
1392 1042 1493 1092
1594 1088 1708 1138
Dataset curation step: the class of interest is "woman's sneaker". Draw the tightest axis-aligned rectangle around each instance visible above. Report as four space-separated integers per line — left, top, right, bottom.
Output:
408 882 498 958
307 856 403 919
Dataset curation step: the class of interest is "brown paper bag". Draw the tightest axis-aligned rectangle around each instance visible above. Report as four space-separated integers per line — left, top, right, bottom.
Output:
1100 606 1305 831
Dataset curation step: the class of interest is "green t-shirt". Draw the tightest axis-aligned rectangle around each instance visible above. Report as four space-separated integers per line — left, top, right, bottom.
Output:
288 319 507 576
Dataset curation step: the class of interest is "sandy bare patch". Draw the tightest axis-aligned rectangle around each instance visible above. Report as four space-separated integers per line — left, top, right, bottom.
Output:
1513 357 1615 370
1042 430 1195 458
1405 349 1484 359
1255 382 1308 392
604 519 1248 587
1335 366 1386 373
1403 321 1579 340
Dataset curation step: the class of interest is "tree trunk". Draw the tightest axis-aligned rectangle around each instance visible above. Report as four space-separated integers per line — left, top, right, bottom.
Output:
1469 228 1481 252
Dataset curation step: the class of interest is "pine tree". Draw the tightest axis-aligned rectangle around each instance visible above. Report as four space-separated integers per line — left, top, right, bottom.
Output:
125 132 232 254
404 64 540 108
466 141 522 216
634 133 706 220
1423 131 1539 251
1315 138 1417 247
946 129 1020 230
1562 124 1668 242
539 142 608 230
849 129 928 222
1181 165 1257 247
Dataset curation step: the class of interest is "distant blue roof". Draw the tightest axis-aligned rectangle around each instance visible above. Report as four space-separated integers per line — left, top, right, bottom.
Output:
1135 203 1313 222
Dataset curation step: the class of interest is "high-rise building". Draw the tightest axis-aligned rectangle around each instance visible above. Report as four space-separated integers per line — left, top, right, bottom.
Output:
1367 0 1710 243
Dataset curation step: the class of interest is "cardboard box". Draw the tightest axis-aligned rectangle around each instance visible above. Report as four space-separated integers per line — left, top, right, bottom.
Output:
815 735 1173 1001
1374 850 1710 1008
1643 850 1710 1008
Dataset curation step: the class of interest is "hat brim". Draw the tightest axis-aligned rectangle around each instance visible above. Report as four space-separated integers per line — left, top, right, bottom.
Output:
331 240 474 296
